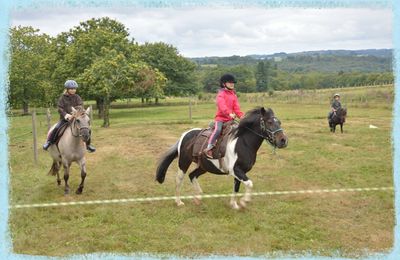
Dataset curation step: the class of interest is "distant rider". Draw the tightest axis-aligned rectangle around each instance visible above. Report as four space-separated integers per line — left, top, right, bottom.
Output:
328 93 342 120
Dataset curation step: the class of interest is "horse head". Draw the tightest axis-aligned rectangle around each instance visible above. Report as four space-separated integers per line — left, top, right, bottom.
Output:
70 106 92 142
239 107 288 148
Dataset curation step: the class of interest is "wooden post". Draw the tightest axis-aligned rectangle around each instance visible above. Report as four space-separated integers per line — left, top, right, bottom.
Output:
32 109 38 164
89 105 93 121
46 108 51 131
189 98 192 122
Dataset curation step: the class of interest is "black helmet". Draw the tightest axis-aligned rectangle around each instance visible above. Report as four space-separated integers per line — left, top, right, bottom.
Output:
220 74 237 87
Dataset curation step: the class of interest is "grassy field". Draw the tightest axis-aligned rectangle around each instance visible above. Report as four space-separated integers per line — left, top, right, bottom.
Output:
8 85 394 257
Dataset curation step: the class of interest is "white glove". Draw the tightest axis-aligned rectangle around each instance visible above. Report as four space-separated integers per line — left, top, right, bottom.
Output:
229 113 236 119
64 114 73 121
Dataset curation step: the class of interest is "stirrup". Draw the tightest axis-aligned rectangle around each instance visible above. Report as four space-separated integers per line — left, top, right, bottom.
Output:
203 148 213 159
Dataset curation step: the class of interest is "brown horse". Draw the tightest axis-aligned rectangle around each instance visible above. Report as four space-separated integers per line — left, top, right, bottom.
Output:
329 107 347 133
47 106 92 195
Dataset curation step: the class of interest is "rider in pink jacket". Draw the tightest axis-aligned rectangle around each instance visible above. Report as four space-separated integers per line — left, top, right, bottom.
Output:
203 74 244 158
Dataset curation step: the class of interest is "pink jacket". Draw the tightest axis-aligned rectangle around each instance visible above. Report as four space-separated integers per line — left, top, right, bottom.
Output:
215 88 244 122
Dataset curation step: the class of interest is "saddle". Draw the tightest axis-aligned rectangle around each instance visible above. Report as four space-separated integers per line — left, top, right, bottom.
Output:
192 121 238 161
47 122 69 145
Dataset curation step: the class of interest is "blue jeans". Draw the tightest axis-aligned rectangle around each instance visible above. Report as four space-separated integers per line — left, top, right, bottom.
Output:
207 121 224 149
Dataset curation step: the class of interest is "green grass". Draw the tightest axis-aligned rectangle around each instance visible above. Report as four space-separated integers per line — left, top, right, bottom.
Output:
8 85 394 257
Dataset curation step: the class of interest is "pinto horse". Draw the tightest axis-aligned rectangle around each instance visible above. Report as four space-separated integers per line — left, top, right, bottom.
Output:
329 107 347 133
156 107 288 209
47 106 92 195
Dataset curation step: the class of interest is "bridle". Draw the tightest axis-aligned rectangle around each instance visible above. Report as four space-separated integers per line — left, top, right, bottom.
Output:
242 115 283 146
70 115 90 138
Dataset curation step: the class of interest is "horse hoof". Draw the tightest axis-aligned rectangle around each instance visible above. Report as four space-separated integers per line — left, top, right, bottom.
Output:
64 191 69 196
75 189 83 195
230 201 240 210
57 181 61 186
193 197 202 205
239 199 248 208
176 201 185 207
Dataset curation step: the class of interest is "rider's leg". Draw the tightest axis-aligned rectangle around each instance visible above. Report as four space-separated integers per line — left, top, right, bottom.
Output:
203 121 223 158
43 120 68 150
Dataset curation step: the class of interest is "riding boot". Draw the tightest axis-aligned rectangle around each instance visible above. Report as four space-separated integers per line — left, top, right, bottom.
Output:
85 138 96 153
43 128 57 150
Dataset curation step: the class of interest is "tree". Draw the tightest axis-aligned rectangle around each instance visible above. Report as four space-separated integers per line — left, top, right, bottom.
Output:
79 49 166 127
139 42 198 96
52 17 137 115
9 26 54 114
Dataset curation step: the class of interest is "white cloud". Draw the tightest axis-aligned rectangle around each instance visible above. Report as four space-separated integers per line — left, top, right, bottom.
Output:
11 7 393 57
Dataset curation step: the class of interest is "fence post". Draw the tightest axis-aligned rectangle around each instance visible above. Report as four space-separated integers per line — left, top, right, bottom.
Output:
89 105 93 121
32 109 38 164
189 98 192 122
46 108 51 131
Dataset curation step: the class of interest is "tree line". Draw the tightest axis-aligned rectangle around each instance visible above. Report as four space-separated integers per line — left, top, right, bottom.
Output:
9 17 197 127
9 17 394 127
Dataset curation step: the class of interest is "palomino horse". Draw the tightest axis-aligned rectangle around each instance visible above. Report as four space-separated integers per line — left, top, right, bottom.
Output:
47 106 92 195
329 107 347 133
156 107 288 209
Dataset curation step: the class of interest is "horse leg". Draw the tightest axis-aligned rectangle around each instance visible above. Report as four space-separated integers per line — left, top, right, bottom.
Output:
175 169 186 206
76 158 86 194
230 179 241 210
62 160 71 195
188 168 206 205
56 162 61 185
233 166 253 208
340 123 343 133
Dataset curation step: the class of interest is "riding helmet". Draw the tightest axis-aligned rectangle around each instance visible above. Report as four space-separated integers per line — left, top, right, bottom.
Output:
220 74 237 87
333 93 340 98
64 80 78 89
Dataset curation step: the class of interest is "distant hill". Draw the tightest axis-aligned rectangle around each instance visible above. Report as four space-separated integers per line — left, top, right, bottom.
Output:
190 49 393 73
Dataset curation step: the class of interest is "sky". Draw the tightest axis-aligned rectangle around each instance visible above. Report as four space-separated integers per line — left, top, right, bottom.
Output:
10 6 393 58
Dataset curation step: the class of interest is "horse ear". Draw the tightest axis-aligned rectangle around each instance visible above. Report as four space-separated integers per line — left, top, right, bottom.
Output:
260 107 266 115
85 106 91 115
71 107 77 114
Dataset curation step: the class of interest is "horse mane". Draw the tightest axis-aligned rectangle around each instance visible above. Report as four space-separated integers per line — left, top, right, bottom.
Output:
71 106 86 117
233 107 273 137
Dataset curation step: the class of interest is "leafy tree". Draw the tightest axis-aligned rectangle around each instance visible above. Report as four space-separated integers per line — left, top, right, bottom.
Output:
9 26 54 114
52 17 137 114
139 42 198 96
79 49 166 127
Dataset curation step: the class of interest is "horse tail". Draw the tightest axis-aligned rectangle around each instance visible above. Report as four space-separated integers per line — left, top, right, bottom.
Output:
48 161 60 176
156 141 179 183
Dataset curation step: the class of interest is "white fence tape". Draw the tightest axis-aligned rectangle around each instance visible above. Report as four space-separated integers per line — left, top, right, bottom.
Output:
10 186 393 209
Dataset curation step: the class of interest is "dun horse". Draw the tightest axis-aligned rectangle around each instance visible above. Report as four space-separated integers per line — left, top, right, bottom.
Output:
47 106 92 195
329 107 347 133
156 107 288 209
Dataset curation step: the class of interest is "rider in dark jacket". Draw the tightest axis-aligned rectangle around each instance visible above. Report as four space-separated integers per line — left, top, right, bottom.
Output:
328 93 342 120
43 80 96 152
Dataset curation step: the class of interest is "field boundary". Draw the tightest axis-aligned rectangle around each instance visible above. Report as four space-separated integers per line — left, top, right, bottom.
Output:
10 186 393 209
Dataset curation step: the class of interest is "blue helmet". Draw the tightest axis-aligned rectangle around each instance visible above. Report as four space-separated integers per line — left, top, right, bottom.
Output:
64 80 78 89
